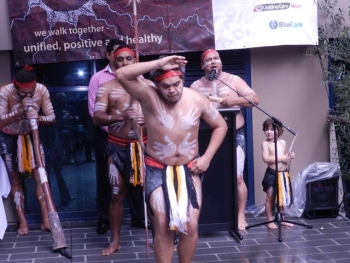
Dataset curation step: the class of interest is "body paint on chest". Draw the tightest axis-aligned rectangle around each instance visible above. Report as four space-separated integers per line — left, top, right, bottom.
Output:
178 107 200 130
153 135 176 160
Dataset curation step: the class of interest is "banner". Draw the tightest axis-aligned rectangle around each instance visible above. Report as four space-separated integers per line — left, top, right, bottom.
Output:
8 0 317 66
213 0 318 50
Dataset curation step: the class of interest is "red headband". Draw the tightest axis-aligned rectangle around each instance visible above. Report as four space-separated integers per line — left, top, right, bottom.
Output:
24 64 34 71
201 49 217 63
155 70 183 82
114 47 135 60
13 79 36 90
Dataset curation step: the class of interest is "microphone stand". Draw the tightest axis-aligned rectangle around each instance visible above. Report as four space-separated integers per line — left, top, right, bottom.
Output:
212 73 312 242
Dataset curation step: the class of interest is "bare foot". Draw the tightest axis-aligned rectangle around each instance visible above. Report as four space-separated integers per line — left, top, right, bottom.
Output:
41 222 51 232
102 240 121 256
267 222 278 229
17 222 29 235
238 217 248 230
281 222 294 227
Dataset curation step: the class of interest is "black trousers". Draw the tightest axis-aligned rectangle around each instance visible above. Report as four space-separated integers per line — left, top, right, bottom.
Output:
94 127 110 221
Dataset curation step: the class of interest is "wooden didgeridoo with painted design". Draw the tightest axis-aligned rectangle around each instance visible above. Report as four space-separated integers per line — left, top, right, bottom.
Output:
29 118 71 259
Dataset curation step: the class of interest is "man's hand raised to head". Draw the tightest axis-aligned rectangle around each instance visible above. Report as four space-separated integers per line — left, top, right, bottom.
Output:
157 55 187 71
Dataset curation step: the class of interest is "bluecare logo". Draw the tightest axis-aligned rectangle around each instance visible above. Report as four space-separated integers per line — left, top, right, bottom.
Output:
269 20 278 29
269 20 303 29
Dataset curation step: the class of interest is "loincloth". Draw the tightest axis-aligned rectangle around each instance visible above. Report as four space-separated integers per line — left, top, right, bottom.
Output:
105 134 146 186
0 131 36 174
262 166 293 208
144 155 199 233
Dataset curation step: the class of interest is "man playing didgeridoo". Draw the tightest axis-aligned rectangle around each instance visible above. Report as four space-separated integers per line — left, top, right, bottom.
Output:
0 65 55 235
116 55 228 263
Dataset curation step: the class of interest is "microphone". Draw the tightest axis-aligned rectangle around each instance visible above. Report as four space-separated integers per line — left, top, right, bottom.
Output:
208 69 216 81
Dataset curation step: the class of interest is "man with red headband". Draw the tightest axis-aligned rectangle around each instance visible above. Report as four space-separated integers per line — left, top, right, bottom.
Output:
116 55 228 263
93 45 148 256
88 39 126 235
190 49 260 230
0 66 55 235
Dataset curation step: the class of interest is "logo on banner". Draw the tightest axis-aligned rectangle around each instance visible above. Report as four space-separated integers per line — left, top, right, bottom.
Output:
269 20 303 29
269 21 279 29
254 3 302 12
254 3 290 12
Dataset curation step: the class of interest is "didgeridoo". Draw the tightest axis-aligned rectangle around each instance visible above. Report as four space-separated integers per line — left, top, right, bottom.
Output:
29 118 71 259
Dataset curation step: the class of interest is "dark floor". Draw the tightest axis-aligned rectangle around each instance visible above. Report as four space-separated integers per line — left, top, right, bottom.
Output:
3 143 350 262
1 213 350 263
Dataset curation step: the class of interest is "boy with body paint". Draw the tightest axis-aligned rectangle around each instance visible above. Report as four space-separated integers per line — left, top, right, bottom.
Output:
261 118 295 229
190 49 260 230
0 66 56 235
116 55 228 263
93 45 147 256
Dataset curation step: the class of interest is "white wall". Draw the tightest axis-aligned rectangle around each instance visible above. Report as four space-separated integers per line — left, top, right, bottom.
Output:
250 45 329 204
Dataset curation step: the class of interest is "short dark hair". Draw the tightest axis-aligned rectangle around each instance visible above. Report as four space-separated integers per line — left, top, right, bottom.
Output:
14 68 36 83
106 39 126 53
262 118 284 137
149 55 186 83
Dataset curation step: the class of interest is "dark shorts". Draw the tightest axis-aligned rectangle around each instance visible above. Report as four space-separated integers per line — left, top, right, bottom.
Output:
0 130 16 155
262 166 277 193
104 142 130 183
0 130 23 171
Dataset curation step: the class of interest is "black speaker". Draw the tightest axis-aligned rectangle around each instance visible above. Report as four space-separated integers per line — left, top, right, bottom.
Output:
303 177 339 219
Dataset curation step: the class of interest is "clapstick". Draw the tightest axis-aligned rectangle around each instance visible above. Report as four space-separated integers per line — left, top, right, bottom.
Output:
207 95 223 103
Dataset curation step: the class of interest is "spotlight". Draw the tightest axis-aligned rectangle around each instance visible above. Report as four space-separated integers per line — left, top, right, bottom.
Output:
77 70 84 77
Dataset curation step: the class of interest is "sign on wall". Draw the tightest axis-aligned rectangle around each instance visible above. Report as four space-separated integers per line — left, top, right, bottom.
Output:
8 0 317 66
213 0 318 50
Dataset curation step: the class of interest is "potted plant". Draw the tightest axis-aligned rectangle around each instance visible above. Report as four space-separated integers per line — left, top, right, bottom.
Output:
306 0 350 216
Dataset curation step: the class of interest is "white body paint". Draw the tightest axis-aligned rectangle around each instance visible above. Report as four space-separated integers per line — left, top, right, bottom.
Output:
178 133 197 159
178 107 199 130
112 186 120 195
38 167 48 183
109 163 119 185
94 102 107 112
156 106 173 129
153 135 177 160
110 121 125 133
204 103 219 120
14 191 22 211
